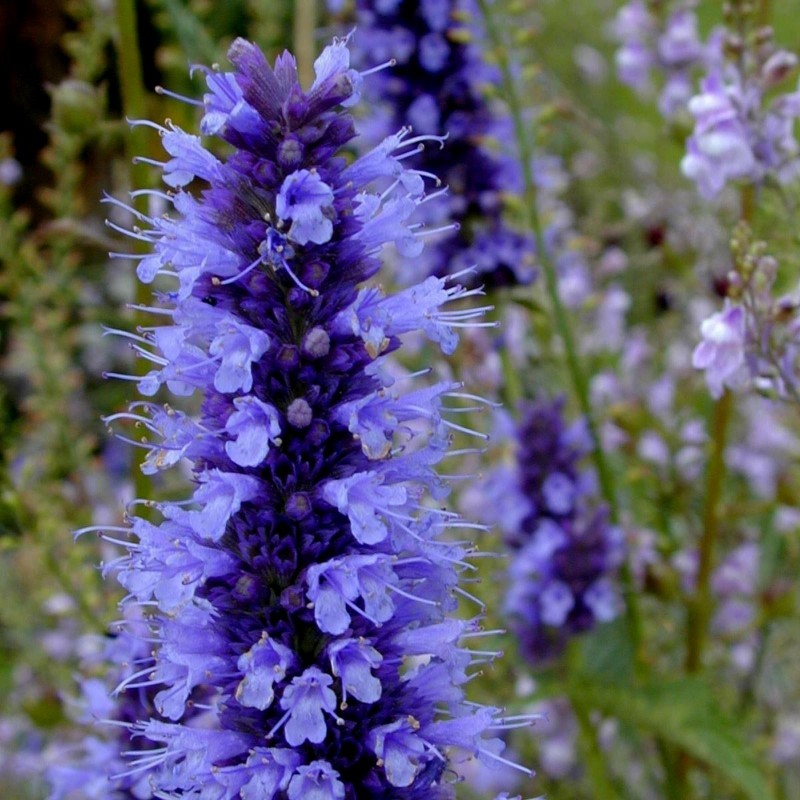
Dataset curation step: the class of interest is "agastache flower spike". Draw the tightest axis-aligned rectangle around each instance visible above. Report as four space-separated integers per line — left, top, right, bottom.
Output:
351 0 535 287
56 36 535 798
468 401 625 662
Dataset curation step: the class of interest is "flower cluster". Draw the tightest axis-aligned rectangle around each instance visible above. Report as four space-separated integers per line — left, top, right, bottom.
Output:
468 401 625 662
55 37 533 799
350 0 534 286
681 26 800 198
613 1 713 119
692 223 800 402
48 609 178 799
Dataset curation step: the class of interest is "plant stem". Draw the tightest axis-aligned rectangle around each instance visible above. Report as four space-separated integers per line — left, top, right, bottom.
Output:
656 739 682 800
475 0 616 519
677 389 733 796
686 390 733 672
573 699 618 800
114 0 153 504
685 186 753 672
114 0 150 214
294 0 317 87
476 0 642 663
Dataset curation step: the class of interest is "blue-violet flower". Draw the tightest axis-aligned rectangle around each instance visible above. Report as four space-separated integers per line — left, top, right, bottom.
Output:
57 36 534 799
351 0 534 287
474 400 625 662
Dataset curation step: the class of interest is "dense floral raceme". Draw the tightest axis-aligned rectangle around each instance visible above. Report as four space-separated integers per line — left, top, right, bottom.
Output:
50 37 535 800
615 1 800 194
350 0 534 287
691 223 800 401
467 401 625 662
680 22 800 198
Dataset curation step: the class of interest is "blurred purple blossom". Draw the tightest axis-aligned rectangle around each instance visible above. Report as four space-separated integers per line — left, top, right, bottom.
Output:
470 399 625 662
351 0 536 287
613 2 713 119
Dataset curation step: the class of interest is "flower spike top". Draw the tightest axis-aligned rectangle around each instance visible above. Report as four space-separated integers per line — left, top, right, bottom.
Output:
350 0 535 287
51 36 535 799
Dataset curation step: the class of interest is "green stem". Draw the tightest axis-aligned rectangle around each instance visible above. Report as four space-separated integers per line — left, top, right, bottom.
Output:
573 700 618 800
114 0 150 208
656 739 682 800
114 0 153 504
293 0 317 87
476 0 616 521
476 0 642 663
677 390 733 797
686 389 732 673
685 182 752 673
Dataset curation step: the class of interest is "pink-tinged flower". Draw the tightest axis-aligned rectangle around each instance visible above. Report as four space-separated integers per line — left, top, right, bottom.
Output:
692 302 746 397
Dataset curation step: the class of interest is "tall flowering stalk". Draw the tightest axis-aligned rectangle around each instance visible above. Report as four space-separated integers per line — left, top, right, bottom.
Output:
57 37 533 798
350 0 534 286
681 20 800 199
469 400 625 663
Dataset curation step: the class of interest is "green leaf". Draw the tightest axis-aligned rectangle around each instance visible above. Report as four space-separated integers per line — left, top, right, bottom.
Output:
568 675 775 800
155 0 219 64
574 617 636 684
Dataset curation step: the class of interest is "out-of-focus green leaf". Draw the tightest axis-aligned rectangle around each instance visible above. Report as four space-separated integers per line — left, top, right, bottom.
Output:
574 618 636 684
569 675 775 800
155 0 218 64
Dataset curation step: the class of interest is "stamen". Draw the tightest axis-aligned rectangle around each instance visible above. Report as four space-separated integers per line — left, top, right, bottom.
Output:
454 586 486 609
441 419 490 440
131 156 168 168
126 304 175 316
127 118 168 134
101 193 154 223
105 219 157 243
279 258 320 297
477 747 534 777
360 57 397 77
219 254 262 285
155 85 203 107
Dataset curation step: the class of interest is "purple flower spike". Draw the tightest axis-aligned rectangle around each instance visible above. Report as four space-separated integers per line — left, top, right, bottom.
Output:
54 34 534 799
474 399 625 662
351 0 535 287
